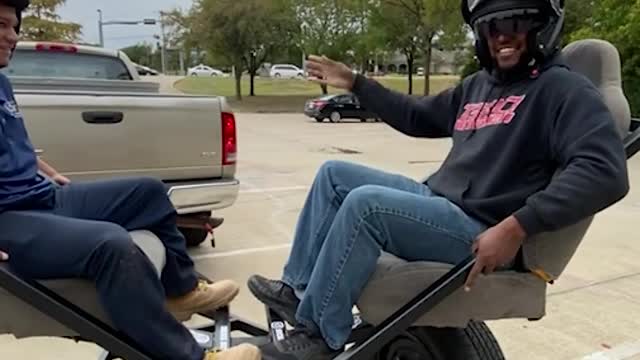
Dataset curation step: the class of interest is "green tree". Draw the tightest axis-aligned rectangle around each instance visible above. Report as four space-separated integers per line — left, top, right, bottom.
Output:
20 0 82 42
563 0 596 46
570 0 640 116
340 0 382 74
459 44 480 79
121 43 156 67
371 0 465 95
421 0 467 94
291 0 361 94
243 1 298 96
191 0 249 100
370 2 422 94
292 0 355 60
162 7 206 71
190 0 295 99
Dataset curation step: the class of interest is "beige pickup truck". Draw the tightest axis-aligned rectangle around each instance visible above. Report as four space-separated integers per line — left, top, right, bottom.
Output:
0 41 240 247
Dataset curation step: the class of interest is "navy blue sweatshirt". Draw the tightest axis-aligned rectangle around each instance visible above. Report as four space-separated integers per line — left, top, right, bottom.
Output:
351 56 630 236
0 73 54 212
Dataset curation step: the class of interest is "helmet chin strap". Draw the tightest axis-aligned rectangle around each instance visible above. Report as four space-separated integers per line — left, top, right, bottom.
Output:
478 29 541 82
490 52 537 82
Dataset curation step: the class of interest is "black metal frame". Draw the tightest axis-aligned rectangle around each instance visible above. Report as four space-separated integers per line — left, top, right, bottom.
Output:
0 120 639 360
0 241 477 360
335 257 476 360
262 257 477 360
625 118 640 159
259 118 640 359
0 263 154 360
0 264 269 360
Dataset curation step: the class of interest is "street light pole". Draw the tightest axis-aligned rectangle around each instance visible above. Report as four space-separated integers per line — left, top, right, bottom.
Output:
159 11 167 75
96 9 157 48
97 9 104 47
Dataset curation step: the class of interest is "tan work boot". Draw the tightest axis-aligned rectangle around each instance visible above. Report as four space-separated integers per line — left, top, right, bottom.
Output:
204 343 261 360
166 279 240 322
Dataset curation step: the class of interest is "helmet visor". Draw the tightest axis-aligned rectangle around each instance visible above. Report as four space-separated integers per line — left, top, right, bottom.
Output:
476 16 542 37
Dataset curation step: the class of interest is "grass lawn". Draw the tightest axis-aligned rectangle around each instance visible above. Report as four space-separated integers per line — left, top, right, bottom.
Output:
173 75 460 113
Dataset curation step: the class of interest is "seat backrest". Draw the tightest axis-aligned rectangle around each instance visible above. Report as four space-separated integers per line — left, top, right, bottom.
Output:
562 39 631 136
521 39 630 280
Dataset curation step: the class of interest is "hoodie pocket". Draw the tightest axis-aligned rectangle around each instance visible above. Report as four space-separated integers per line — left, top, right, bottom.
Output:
432 170 470 208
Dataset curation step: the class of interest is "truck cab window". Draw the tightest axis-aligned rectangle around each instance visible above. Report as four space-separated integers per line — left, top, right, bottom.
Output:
0 50 133 80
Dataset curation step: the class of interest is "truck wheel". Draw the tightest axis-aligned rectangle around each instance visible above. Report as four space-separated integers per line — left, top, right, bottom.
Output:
376 321 505 360
179 228 210 247
315 117 324 122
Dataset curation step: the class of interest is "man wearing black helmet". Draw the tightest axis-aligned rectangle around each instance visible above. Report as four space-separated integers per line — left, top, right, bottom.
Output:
0 1 260 359
248 0 630 359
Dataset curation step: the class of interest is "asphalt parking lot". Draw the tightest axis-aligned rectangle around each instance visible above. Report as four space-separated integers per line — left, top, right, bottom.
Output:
2 112 640 360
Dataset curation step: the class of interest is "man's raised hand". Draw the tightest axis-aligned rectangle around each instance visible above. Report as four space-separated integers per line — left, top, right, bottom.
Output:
305 55 357 91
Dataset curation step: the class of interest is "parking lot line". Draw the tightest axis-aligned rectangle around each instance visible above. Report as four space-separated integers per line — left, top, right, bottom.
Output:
239 186 308 194
581 341 640 360
191 243 292 260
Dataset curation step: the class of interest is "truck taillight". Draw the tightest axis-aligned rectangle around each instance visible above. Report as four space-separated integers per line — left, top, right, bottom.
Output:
35 43 78 53
222 112 237 165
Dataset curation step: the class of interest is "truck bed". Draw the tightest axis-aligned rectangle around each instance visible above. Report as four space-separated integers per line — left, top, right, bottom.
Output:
17 89 229 182
2 41 240 221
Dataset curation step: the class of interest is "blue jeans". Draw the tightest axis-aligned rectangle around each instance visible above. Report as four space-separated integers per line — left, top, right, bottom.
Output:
0 177 203 360
281 160 487 350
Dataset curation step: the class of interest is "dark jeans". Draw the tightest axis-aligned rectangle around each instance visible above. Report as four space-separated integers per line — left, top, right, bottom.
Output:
0 177 204 360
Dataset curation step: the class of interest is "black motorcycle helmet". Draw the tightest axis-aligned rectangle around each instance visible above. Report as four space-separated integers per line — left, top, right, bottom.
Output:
461 0 565 73
0 0 29 34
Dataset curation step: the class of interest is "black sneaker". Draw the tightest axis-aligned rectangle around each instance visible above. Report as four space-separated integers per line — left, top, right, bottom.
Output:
247 275 300 326
259 328 341 360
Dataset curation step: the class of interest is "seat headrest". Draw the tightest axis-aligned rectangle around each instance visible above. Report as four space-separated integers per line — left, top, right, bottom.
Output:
562 39 631 138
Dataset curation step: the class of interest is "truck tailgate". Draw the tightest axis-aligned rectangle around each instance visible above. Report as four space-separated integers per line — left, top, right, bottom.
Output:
16 91 225 181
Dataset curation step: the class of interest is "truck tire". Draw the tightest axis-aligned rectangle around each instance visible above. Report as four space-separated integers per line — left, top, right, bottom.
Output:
179 228 209 247
376 321 505 360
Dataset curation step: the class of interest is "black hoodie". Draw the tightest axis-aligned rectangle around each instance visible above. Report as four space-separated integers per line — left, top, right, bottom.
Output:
351 55 630 237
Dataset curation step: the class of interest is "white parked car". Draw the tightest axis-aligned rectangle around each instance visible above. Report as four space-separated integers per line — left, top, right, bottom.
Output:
269 64 304 79
188 64 225 77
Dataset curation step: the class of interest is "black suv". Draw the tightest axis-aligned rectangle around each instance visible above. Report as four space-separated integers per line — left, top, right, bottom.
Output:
303 93 381 123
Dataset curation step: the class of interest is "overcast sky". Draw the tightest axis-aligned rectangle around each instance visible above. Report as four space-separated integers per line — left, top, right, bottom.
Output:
58 0 194 49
